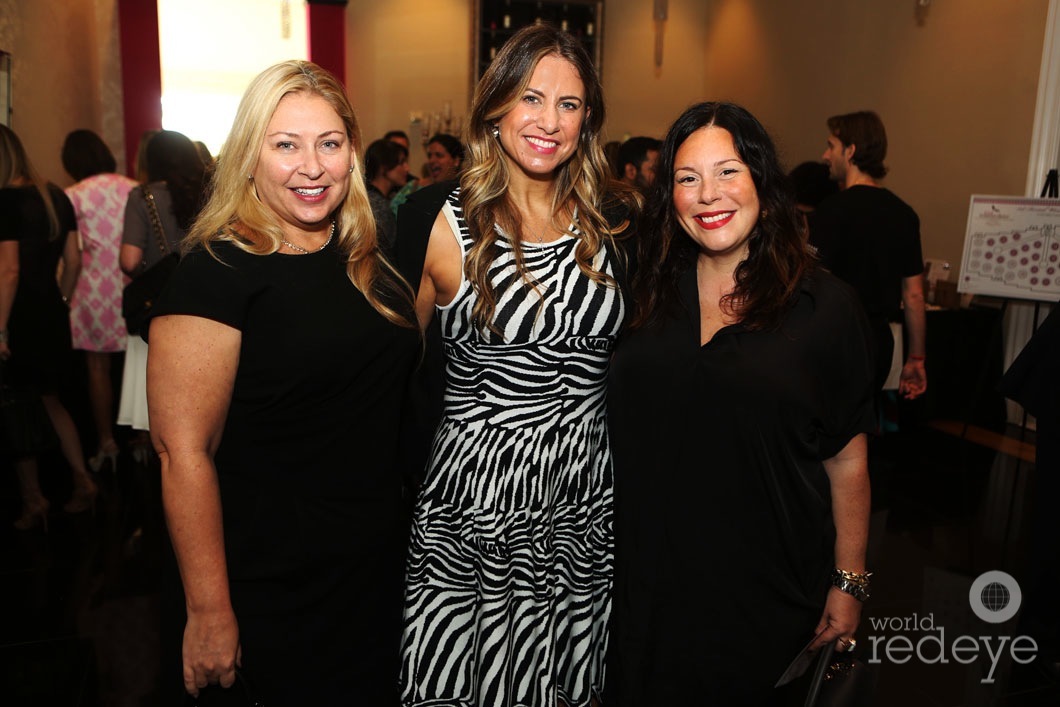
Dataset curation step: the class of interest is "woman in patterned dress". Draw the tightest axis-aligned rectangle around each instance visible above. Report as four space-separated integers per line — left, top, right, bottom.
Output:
62 130 138 471
399 23 638 707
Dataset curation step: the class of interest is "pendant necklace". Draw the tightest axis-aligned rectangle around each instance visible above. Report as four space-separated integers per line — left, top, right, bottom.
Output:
283 221 335 254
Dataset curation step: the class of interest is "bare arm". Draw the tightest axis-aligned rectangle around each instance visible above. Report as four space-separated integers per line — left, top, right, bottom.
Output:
899 274 927 399
148 314 242 697
415 209 462 329
812 433 870 651
0 240 18 360
58 230 81 302
121 243 145 276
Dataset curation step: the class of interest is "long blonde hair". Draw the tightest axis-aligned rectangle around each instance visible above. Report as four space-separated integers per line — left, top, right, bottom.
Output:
187 60 414 327
461 24 636 334
0 124 62 240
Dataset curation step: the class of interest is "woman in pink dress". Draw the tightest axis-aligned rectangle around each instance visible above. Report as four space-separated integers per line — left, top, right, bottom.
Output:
62 130 138 471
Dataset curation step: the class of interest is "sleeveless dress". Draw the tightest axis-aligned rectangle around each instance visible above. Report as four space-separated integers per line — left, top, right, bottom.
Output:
65 173 138 352
401 189 625 707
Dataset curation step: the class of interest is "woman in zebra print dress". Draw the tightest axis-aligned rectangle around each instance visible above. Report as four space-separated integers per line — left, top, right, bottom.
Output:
399 23 638 707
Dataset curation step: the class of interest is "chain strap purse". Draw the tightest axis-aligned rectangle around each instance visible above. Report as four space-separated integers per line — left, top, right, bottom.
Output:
121 183 180 335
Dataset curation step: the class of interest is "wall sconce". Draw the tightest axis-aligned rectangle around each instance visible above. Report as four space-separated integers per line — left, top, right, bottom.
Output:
422 101 463 143
915 0 931 26
654 0 668 69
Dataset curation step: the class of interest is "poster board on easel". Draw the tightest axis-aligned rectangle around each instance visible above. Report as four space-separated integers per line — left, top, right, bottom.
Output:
957 195 1060 303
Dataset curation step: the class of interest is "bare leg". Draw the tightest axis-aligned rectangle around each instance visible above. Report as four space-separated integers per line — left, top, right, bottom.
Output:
13 456 50 530
85 351 118 454
40 394 98 511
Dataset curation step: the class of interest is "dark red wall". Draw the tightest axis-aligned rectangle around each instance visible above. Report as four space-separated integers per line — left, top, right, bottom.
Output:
117 0 163 177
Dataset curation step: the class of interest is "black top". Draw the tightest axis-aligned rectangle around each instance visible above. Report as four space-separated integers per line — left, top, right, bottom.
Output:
0 184 77 393
606 266 877 705
366 182 397 251
809 185 924 321
149 238 419 703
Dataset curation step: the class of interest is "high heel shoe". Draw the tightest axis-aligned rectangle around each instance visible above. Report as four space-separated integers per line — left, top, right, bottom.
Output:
88 440 120 473
14 496 50 532
129 439 153 466
64 477 98 514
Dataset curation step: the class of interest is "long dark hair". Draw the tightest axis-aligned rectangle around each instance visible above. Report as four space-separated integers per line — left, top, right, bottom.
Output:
631 102 813 331
145 130 207 231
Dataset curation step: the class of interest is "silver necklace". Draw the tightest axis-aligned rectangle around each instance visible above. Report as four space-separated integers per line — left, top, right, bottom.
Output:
283 221 335 254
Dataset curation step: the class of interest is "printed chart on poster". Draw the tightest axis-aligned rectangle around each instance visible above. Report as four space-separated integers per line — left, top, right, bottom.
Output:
958 195 1060 302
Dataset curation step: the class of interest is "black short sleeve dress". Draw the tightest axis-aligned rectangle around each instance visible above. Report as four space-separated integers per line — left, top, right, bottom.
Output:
0 184 78 394
606 266 877 705
150 238 419 704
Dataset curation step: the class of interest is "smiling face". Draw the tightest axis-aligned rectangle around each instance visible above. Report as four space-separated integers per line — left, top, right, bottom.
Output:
426 141 461 182
252 91 352 241
672 126 761 263
496 53 587 181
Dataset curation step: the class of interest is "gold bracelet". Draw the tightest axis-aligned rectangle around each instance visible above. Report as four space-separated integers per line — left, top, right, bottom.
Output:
831 567 872 601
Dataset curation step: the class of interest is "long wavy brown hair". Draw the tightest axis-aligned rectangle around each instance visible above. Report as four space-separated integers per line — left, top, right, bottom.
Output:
631 102 814 331
461 23 636 335
187 60 414 327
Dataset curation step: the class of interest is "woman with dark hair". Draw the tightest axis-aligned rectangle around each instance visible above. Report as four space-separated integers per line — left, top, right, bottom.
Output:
117 130 207 438
62 129 139 471
1 124 98 528
421 132 464 186
364 138 408 248
399 22 638 706
606 102 875 704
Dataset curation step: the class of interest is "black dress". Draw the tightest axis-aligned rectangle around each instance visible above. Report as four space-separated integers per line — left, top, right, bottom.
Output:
606 266 876 705
150 239 420 705
0 184 77 394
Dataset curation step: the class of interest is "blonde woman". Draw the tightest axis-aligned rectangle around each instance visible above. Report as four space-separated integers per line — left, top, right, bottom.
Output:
147 61 418 703
399 24 638 707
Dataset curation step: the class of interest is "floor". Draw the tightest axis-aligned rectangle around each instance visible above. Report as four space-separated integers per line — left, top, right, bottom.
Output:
2 380 1059 705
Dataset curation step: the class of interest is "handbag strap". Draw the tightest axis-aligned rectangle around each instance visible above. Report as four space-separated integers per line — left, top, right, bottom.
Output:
141 183 170 256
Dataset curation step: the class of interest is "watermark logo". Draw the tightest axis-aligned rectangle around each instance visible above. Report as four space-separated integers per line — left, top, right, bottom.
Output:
866 571 1037 683
968 570 1022 624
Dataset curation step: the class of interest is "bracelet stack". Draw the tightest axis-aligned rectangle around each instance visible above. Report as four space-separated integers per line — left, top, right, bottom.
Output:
831 567 872 602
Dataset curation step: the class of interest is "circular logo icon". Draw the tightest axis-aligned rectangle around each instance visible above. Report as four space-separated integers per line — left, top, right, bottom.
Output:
969 571 1022 624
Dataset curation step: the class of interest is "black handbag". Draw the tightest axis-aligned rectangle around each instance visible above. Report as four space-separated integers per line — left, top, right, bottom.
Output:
0 363 57 456
804 644 876 707
122 183 178 335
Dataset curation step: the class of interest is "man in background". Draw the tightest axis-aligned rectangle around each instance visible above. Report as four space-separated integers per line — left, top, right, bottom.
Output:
809 110 927 399
616 136 660 193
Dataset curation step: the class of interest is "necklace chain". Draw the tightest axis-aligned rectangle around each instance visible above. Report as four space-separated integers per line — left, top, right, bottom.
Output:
282 221 335 254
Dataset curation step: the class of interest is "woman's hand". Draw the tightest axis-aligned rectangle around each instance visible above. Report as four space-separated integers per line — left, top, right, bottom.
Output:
899 358 927 399
811 586 863 653
183 607 242 696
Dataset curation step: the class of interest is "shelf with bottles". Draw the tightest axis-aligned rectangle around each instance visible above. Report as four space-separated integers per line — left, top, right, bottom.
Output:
474 0 603 81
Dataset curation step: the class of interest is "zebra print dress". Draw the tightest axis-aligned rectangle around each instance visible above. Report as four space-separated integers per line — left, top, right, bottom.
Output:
400 189 625 707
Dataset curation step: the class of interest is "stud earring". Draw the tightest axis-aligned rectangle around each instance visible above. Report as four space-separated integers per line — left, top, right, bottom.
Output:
491 125 500 139
348 166 354 173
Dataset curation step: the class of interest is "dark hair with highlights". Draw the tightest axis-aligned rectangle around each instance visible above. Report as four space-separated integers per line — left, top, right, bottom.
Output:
631 101 814 331
461 22 637 335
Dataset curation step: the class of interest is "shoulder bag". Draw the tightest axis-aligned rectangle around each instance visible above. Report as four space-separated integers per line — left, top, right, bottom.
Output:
122 183 180 336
